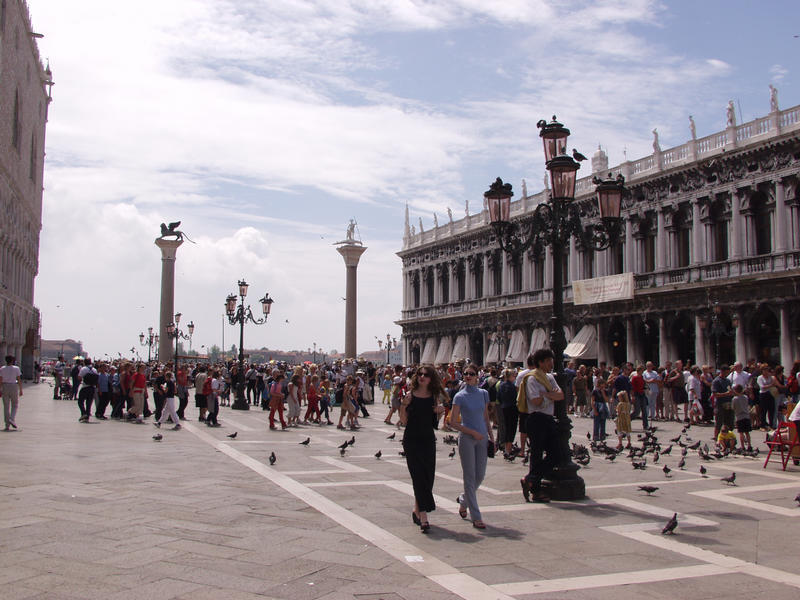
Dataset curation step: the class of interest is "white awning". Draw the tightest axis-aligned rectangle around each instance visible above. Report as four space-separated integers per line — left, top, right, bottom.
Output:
452 335 469 362
421 337 438 364
485 339 500 364
528 328 548 356
434 336 452 365
563 324 597 359
505 329 527 363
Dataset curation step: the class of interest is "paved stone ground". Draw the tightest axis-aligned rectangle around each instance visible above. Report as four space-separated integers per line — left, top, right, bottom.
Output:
1 382 799 600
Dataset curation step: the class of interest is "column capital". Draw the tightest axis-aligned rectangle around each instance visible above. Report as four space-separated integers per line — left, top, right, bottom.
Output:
155 237 183 260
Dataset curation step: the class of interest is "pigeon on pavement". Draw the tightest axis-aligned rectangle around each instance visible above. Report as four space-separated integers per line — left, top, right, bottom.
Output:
663 465 672 477
449 448 456 459
152 433 163 441
374 450 382 459
639 485 659 495
299 437 310 445
662 512 678 535
722 472 736 485
700 465 707 477
387 432 396 440
227 432 238 439
269 452 276 465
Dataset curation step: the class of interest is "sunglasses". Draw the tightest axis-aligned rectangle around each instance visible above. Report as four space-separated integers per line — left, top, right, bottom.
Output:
417 371 431 378
464 372 477 377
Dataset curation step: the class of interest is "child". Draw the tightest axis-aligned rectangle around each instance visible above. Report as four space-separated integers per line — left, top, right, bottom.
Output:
732 384 752 451
615 390 632 450
716 424 736 452
381 373 392 404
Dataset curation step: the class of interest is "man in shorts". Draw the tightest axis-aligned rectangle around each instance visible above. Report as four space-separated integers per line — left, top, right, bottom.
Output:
0 355 23 430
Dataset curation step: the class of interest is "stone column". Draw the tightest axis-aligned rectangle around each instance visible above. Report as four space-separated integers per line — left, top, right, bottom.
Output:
501 255 510 295
775 179 787 253
482 253 491 297
433 266 441 305
691 199 703 265
656 209 666 271
624 218 634 273
596 322 609 366
448 265 457 304
734 314 746 364
155 238 183 363
626 319 636 364
730 188 743 259
522 252 531 291
337 243 367 358
694 314 707 367
658 316 669 365
780 304 792 368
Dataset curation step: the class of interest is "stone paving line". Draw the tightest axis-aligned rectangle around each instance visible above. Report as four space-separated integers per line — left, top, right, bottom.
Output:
1 381 799 599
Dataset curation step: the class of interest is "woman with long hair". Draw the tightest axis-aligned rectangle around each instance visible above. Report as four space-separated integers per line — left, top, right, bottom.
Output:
399 364 445 533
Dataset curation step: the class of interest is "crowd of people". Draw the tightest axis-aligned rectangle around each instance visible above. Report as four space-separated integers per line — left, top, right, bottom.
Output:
8 351 800 533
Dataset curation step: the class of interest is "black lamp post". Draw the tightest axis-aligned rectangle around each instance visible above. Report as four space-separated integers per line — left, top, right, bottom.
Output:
225 280 273 410
486 116 627 501
376 334 397 365
702 302 737 370
166 312 194 372
139 326 158 362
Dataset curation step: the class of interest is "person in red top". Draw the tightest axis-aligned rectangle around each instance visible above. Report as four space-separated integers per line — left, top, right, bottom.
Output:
631 365 648 429
129 364 148 424
303 374 322 424
176 365 189 420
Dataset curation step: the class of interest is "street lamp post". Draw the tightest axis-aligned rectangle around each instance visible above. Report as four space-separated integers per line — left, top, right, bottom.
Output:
312 342 317 363
486 116 627 501
225 279 274 411
139 326 158 362
166 312 194 372
376 333 397 365
702 302 737 370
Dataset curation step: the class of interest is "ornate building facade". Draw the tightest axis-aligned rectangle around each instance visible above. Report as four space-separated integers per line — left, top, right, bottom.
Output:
398 100 800 369
0 1 51 376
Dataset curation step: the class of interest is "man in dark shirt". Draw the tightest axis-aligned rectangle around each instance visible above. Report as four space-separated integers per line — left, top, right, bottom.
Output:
612 363 633 418
712 365 734 439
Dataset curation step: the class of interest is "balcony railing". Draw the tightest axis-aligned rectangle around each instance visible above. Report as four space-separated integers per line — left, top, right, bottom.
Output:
401 251 800 321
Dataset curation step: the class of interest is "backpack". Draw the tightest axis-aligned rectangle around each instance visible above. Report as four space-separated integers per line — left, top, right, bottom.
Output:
82 370 98 386
516 372 534 413
787 374 799 394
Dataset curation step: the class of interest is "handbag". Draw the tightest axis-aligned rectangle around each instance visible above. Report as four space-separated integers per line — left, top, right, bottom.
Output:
487 439 496 458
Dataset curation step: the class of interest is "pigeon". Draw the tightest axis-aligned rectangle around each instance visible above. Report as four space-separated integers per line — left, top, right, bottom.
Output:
721 472 736 486
449 448 456 459
399 450 406 457
663 465 672 477
662 445 673 455
670 435 681 443
606 453 617 462
374 450 382 459
632 460 647 470
387 432 396 440
572 148 588 162
152 433 163 441
299 437 310 445
700 465 707 477
587 432 591 440
227 432 238 439
703 443 710 455
677 457 686 469
340 447 347 457
688 440 701 450
795 493 800 505
638 485 659 495
269 452 276 465
662 513 678 535
681 446 688 456
348 436 356 446
338 440 349 450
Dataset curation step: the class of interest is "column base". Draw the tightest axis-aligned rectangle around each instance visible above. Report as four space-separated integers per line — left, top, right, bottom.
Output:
540 467 586 501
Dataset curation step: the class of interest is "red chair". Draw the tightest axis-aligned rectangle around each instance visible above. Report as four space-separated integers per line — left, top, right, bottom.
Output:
763 422 800 471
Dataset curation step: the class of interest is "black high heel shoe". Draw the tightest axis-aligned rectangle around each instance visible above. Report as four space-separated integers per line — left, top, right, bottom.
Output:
412 511 420 526
420 521 430 533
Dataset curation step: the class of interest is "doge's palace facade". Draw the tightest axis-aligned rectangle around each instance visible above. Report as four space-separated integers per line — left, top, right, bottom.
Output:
398 97 800 370
0 0 51 376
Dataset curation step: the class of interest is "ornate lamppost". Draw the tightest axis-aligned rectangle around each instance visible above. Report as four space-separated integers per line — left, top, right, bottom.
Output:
485 115 627 500
166 312 194 372
376 334 397 365
225 280 273 410
139 327 158 362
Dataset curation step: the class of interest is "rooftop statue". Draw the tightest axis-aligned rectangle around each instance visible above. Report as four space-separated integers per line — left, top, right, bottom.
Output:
689 115 696 140
770 84 779 112
447 207 453 223
652 128 661 153
726 100 736 127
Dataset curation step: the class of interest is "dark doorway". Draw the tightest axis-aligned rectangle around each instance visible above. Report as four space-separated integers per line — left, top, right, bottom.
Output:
469 332 484 366
670 313 695 365
751 307 779 365
608 320 627 367
639 318 659 364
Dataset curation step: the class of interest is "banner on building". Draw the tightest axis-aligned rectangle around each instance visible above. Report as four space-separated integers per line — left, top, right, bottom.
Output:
573 273 634 305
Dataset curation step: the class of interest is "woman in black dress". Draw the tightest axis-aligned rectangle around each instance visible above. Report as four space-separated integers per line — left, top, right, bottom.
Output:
400 365 445 533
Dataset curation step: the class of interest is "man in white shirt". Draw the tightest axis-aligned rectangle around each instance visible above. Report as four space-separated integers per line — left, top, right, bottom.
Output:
0 355 23 430
642 362 660 421
520 349 563 504
53 356 65 399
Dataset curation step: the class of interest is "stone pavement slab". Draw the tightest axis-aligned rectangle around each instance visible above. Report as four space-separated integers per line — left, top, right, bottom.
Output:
1 382 799 599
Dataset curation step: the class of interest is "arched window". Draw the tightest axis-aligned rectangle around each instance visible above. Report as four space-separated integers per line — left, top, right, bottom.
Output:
708 200 728 262
412 273 420 308
439 264 449 304
425 268 434 306
456 260 465 301
472 257 483 298
750 192 772 256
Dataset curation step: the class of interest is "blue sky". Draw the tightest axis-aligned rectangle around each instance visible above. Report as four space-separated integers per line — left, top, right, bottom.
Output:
29 0 798 358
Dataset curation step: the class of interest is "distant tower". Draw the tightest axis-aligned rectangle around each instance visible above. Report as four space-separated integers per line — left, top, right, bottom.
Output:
592 145 608 175
335 220 367 358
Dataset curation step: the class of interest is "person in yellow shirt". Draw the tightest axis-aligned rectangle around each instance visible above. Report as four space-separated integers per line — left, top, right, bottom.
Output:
716 425 737 452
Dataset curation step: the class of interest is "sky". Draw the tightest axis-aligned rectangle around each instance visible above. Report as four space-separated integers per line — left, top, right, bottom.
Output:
28 0 799 359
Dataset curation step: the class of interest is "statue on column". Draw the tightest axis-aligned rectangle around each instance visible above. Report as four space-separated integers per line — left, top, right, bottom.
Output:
159 221 194 243
652 128 661 153
433 213 438 228
447 207 453 223
465 199 469 217
726 100 736 127
522 178 528 198
769 84 779 112
688 115 696 140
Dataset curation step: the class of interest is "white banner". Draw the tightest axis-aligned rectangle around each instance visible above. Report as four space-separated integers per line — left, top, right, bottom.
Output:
573 273 634 305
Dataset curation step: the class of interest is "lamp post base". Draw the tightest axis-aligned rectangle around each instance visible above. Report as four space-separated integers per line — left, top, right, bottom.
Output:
232 384 249 410
540 465 586 501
